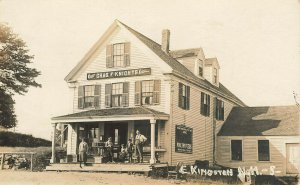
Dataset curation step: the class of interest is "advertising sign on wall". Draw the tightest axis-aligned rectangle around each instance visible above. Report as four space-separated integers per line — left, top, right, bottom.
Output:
175 124 193 154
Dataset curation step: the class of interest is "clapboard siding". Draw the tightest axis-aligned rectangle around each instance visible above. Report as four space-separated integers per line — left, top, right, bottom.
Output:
67 123 78 155
169 76 238 165
71 27 170 114
216 136 300 176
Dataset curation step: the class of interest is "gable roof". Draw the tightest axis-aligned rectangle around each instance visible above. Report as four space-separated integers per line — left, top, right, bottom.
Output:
65 20 246 106
218 106 300 136
169 48 203 59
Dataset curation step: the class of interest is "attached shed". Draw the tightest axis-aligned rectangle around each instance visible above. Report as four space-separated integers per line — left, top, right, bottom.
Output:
217 106 300 176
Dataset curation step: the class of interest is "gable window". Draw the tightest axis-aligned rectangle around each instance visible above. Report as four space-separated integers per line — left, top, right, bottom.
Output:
215 98 224 120
78 85 101 109
213 68 218 84
106 43 130 68
199 66 203 77
105 82 129 107
231 140 242 161
135 80 160 105
178 83 190 110
200 92 210 116
258 140 270 161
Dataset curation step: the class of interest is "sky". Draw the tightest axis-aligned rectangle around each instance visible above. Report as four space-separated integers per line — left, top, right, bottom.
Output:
0 0 299 140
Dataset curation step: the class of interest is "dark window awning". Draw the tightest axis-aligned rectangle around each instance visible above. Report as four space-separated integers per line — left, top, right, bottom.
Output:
51 107 169 123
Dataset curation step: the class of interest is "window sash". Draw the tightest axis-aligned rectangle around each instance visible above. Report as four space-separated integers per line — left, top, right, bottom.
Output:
231 140 242 161
113 43 125 67
258 140 270 161
141 81 154 105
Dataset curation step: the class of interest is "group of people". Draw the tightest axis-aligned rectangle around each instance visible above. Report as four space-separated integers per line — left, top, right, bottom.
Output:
78 130 147 167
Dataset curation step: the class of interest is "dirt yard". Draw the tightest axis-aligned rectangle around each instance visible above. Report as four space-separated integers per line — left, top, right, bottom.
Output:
0 171 226 185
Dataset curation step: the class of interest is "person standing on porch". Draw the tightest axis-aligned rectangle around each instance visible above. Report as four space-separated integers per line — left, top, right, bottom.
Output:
126 139 133 163
78 138 88 168
135 130 147 163
105 137 113 162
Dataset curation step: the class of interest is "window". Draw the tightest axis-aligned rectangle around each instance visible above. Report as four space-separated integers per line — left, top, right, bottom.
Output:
106 43 130 68
113 43 125 67
142 81 154 105
112 83 123 107
200 92 210 116
215 98 224 120
178 83 190 110
78 85 101 109
258 140 270 161
135 80 160 105
231 140 242 161
213 68 218 84
105 82 129 107
199 66 203 77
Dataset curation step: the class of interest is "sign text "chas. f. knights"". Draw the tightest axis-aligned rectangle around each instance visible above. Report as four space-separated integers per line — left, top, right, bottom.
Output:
87 68 151 80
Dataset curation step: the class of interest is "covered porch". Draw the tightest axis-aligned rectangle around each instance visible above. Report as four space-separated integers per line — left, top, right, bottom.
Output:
50 107 169 165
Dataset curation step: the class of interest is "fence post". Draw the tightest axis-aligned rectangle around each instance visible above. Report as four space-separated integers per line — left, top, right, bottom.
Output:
30 153 33 171
0 153 4 170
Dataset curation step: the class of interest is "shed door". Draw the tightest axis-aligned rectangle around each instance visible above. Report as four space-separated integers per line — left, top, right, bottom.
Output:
286 143 300 174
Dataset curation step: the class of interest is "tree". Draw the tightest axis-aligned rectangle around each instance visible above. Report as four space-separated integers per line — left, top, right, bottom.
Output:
0 23 41 128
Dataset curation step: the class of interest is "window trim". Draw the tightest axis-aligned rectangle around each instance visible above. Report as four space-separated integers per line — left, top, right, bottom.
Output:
178 82 190 110
215 98 224 120
257 140 270 162
200 92 210 116
230 139 243 161
112 43 125 67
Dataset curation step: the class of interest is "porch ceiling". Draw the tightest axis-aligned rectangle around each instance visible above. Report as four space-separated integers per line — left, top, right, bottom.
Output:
51 107 169 123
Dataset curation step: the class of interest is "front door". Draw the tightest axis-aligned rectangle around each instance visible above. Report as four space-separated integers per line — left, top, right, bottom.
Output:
286 143 300 174
104 122 128 146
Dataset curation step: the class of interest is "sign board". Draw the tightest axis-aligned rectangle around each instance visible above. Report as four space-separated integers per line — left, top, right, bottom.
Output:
87 68 151 80
175 125 193 154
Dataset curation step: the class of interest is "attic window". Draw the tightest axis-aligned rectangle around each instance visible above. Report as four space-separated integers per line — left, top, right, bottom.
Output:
213 68 217 84
199 66 203 77
106 43 130 68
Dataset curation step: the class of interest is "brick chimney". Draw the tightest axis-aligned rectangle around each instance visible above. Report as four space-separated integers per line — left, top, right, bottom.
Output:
161 29 170 53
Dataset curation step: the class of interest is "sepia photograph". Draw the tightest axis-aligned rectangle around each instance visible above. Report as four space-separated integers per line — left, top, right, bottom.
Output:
0 0 299 184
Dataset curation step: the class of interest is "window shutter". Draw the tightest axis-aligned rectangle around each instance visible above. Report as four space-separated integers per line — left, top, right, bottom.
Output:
178 82 183 108
134 81 141 105
186 86 190 110
78 86 84 109
105 84 112 107
207 95 210 116
106 44 113 68
153 80 161 105
214 98 217 119
122 82 129 107
200 92 204 115
124 42 130 67
94 85 101 109
221 101 224 120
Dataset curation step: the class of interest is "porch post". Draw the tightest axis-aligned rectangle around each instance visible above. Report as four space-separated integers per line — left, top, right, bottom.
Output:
150 119 156 164
60 123 64 147
51 123 57 163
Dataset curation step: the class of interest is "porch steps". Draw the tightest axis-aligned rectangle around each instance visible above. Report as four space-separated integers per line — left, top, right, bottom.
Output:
45 163 153 173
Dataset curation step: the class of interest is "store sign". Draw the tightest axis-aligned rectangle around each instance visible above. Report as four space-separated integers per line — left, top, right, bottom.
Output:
87 68 151 80
175 125 193 154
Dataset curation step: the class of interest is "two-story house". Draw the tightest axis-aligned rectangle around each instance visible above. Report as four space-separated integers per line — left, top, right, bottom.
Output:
50 20 245 165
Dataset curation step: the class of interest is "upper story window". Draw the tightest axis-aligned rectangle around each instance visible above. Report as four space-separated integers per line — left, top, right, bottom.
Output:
105 82 129 107
231 140 242 161
135 80 160 106
258 140 270 161
199 66 203 77
78 85 101 109
200 92 210 116
178 83 190 110
213 68 218 84
215 98 224 120
106 42 130 68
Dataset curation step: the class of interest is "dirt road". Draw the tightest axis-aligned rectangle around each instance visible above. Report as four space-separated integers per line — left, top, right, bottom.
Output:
0 171 224 185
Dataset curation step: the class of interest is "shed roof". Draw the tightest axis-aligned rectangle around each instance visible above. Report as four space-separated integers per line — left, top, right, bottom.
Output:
218 106 300 136
52 107 168 120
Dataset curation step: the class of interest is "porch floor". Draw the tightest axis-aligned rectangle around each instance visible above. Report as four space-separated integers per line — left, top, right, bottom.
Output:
45 163 166 174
